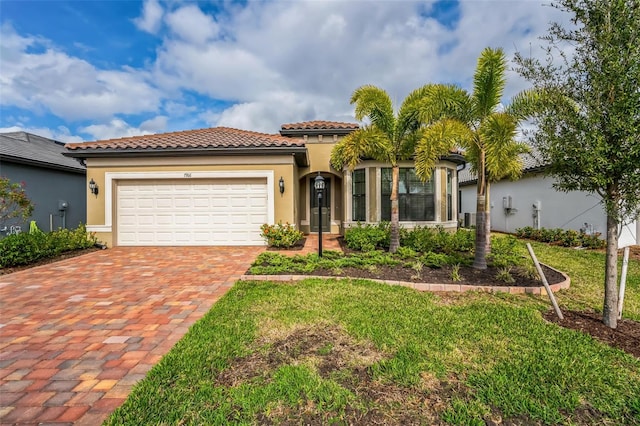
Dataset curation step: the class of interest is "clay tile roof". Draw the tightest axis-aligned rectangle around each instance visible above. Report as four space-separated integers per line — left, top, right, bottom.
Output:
280 121 359 131
65 127 305 151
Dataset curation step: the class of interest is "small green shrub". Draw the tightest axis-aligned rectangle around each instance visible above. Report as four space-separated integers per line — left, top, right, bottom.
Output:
0 224 97 268
515 226 534 239
260 222 304 248
344 222 390 251
496 267 516 284
420 251 453 268
401 226 474 254
396 246 418 259
451 264 462 282
514 226 605 249
580 232 606 249
488 235 523 268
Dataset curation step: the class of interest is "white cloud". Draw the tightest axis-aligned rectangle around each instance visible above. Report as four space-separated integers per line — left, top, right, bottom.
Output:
80 119 154 140
133 0 164 34
2 1 574 136
140 115 168 133
165 5 219 44
0 25 162 121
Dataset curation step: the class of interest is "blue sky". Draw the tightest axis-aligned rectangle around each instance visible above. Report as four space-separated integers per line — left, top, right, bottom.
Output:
0 0 568 142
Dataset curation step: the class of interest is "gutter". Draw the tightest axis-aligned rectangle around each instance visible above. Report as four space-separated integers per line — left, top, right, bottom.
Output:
63 146 310 167
1 155 86 174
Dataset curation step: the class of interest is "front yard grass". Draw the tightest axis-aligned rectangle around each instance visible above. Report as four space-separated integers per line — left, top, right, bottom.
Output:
107 242 640 425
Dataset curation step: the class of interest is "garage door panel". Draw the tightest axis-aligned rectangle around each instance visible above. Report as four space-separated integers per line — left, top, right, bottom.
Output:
117 179 268 246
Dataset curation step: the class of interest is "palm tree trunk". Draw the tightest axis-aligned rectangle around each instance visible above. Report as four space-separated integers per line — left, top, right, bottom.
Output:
473 154 488 269
603 211 619 329
485 183 491 256
473 195 488 269
389 165 400 253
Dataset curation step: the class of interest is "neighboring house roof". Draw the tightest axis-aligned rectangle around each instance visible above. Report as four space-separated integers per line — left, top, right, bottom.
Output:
280 121 359 136
0 132 86 173
458 147 546 186
65 127 309 166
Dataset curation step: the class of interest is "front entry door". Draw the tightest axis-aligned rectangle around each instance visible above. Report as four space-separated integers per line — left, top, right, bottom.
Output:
310 177 331 232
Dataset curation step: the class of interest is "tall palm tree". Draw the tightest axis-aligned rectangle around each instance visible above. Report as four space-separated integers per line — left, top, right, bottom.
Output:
415 47 535 269
331 84 453 253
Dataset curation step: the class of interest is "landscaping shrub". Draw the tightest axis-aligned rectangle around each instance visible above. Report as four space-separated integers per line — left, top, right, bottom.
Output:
260 222 304 248
0 224 97 268
344 222 390 251
580 232 606 249
515 226 605 249
488 235 523 268
400 226 474 254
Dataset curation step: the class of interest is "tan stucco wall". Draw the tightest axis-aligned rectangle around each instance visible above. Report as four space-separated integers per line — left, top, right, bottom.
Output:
84 155 297 247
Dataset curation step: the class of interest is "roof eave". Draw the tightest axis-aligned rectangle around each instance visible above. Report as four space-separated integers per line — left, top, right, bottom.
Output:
279 128 356 137
1 155 86 174
63 146 310 167
440 153 466 165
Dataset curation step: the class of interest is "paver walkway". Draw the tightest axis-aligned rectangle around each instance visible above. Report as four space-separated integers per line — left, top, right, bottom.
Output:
0 246 261 425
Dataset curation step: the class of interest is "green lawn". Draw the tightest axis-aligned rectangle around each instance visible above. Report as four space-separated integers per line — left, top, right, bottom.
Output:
106 242 640 425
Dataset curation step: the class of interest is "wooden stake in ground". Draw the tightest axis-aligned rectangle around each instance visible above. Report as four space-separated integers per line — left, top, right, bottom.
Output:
526 243 564 320
618 246 630 320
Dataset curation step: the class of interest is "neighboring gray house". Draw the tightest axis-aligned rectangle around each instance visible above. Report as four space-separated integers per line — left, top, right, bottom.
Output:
459 151 639 248
0 132 86 234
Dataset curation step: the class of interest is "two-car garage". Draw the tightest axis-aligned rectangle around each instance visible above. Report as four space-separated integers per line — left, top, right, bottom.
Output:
64 125 308 248
116 178 269 246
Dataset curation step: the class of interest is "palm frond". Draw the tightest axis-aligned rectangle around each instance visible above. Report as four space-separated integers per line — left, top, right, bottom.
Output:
506 88 544 121
351 85 395 138
481 113 529 181
330 127 391 171
472 47 507 119
414 119 472 181
417 84 474 125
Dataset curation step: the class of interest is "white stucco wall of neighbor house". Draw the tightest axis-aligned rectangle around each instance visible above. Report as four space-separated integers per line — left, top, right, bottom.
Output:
460 172 639 247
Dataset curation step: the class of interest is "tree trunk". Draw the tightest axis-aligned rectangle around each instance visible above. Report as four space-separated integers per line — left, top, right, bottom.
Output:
473 195 488 269
389 165 400 253
473 152 488 269
485 183 491 256
603 212 619 329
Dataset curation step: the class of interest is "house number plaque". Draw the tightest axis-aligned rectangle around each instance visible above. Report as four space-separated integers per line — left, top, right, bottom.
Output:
183 173 192 178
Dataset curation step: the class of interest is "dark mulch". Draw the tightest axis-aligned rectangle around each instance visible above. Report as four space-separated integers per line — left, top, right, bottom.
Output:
543 310 640 359
266 237 307 252
307 263 565 287
0 247 102 275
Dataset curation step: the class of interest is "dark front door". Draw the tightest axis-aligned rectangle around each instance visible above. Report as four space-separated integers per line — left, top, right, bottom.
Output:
310 177 330 232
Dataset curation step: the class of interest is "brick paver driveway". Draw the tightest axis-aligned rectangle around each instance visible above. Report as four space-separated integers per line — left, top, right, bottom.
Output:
0 246 262 425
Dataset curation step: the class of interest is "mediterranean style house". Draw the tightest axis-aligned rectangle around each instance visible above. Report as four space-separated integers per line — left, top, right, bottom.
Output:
64 121 464 247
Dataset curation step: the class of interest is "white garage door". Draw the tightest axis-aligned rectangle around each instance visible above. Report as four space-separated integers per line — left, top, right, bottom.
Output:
117 179 268 246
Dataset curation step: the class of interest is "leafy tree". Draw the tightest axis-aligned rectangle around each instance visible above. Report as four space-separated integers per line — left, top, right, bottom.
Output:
0 177 34 225
415 47 535 269
514 0 640 328
330 85 453 253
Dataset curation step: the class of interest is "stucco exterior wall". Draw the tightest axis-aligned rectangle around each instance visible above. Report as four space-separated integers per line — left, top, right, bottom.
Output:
84 155 297 247
1 161 86 234
460 173 639 246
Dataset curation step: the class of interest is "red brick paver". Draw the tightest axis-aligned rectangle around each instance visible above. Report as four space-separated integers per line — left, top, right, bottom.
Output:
0 246 261 425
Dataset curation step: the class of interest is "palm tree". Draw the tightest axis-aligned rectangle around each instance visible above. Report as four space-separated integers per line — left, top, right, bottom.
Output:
414 47 535 269
331 84 453 253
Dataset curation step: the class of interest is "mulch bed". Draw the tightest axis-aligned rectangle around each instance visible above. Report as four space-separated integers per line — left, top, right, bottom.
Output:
0 247 102 275
266 237 307 252
305 263 565 287
543 310 640 359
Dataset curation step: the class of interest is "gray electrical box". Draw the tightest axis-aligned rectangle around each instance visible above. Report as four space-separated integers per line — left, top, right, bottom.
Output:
58 200 69 211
